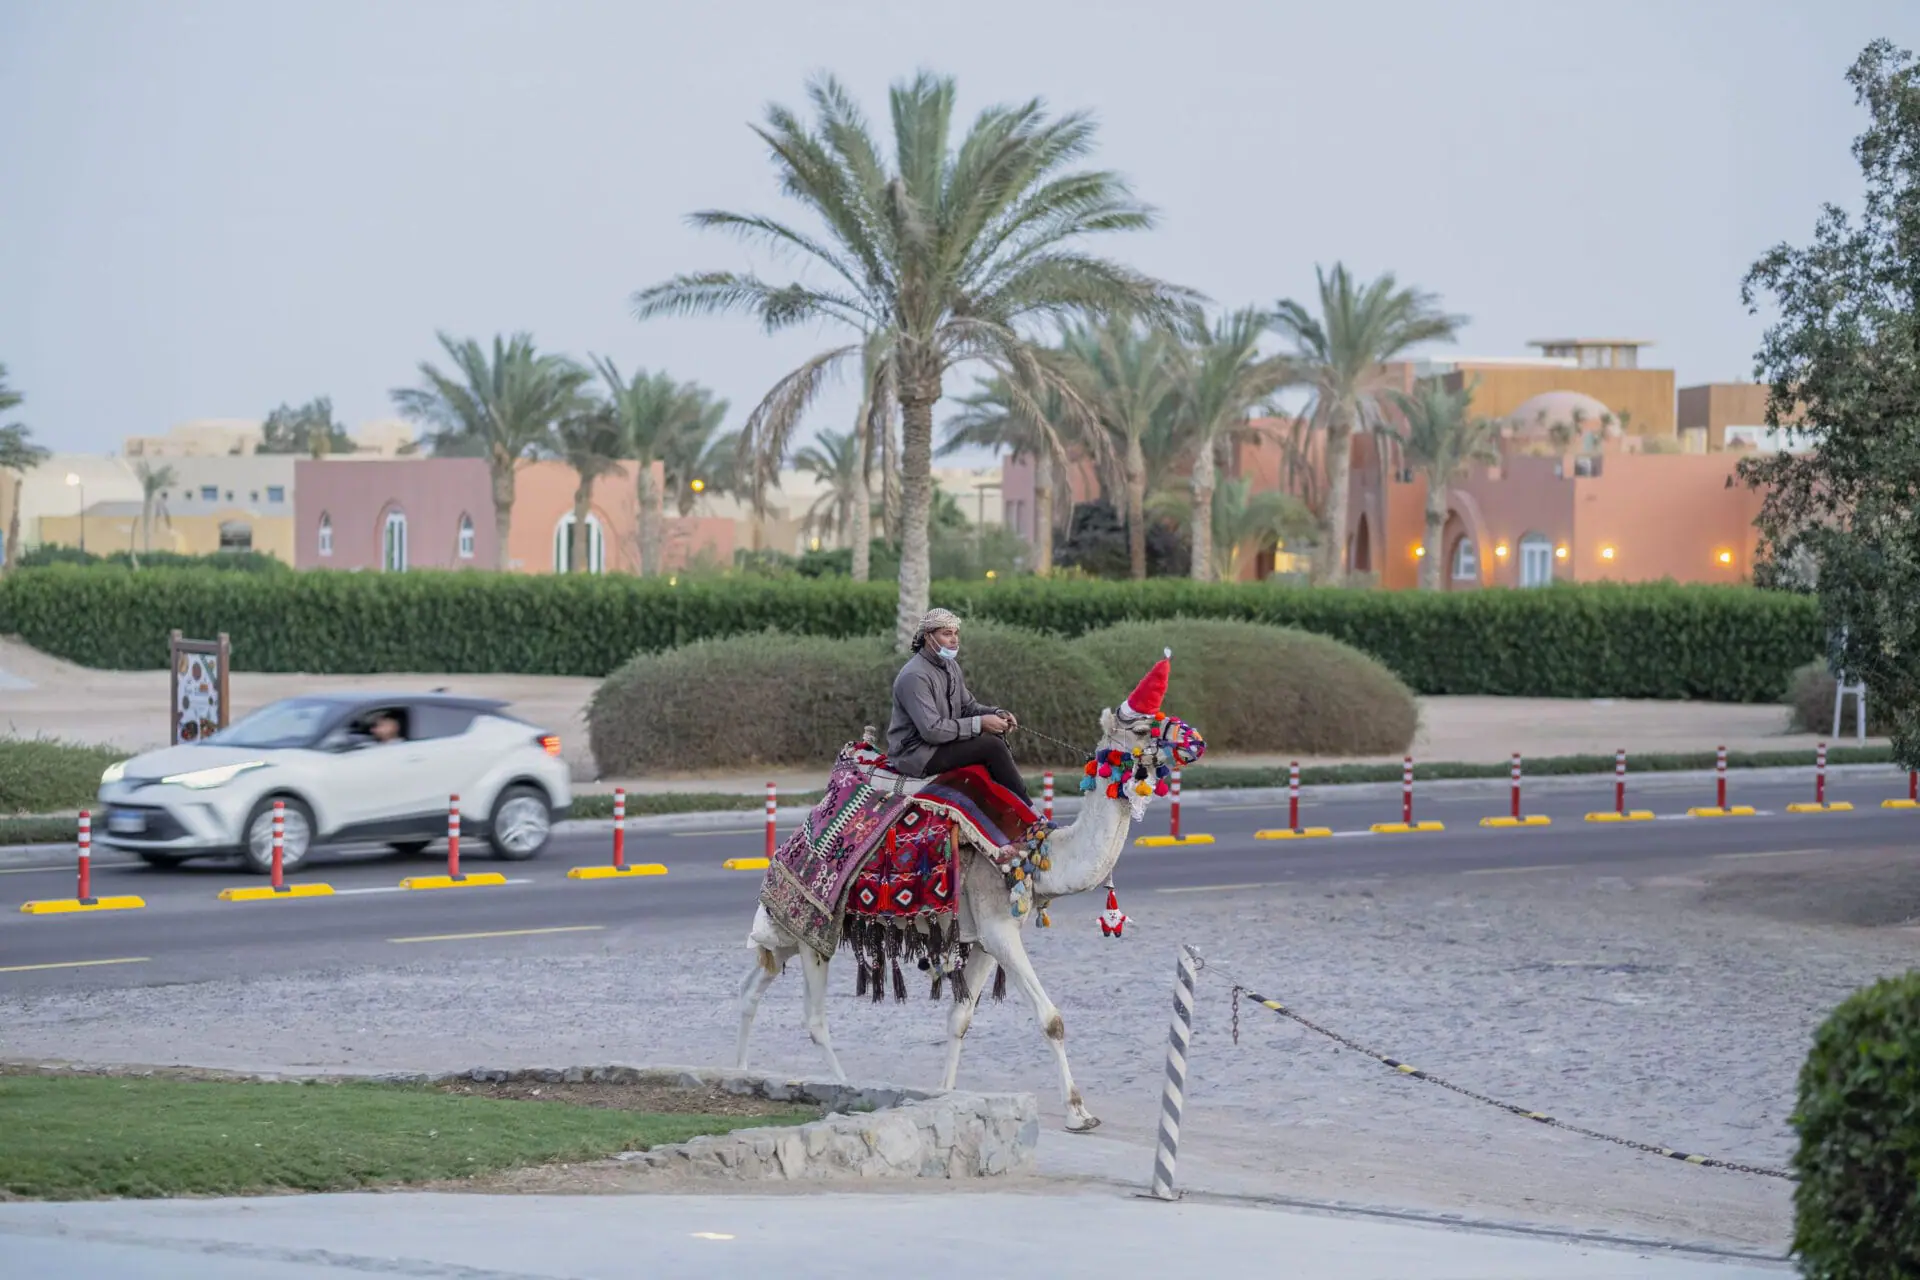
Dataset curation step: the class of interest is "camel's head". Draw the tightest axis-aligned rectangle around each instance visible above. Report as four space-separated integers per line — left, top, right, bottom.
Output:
1083 704 1207 823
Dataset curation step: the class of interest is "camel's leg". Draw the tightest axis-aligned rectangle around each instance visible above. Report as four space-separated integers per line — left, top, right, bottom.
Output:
798 945 848 1083
940 945 1003 1091
736 944 795 1072
978 920 1100 1132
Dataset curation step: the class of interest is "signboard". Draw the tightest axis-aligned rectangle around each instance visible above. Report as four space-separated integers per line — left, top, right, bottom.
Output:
169 630 231 744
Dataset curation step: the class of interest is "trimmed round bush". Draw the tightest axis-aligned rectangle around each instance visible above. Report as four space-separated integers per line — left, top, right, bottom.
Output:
1792 970 1920 1277
587 622 1105 775
1784 660 1892 737
1076 618 1418 756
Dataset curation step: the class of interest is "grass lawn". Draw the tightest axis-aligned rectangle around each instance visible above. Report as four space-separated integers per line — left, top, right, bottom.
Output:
0 1073 814 1199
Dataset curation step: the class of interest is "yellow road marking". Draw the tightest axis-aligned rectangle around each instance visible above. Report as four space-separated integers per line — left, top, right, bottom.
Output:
0 956 150 974
1712 848 1830 861
388 925 605 944
1461 863 1578 876
1156 882 1273 894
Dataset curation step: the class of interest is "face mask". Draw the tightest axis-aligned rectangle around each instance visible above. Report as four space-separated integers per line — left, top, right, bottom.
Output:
936 645 959 661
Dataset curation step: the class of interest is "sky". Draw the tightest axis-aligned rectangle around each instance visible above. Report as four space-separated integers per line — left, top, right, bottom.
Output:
3 0 1916 464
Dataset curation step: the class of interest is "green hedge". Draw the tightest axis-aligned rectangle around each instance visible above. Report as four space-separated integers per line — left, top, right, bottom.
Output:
1793 971 1920 1277
0 567 1820 701
0 739 127 816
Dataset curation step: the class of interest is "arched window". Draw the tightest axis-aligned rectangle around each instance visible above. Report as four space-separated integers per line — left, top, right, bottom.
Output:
317 512 333 557
553 512 605 573
1518 533 1553 588
1450 537 1478 582
457 513 475 560
382 508 409 573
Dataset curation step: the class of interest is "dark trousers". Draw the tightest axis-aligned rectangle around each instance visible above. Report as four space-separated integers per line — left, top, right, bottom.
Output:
924 734 1031 803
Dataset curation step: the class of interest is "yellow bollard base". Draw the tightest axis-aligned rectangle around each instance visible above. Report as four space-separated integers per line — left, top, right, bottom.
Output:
1479 815 1552 828
568 864 668 879
20 895 146 915
1785 802 1855 814
1255 827 1333 840
1370 822 1446 834
400 872 509 890
1585 811 1655 822
218 883 335 902
1882 798 1919 809
1134 834 1216 846
723 857 771 871
1686 806 1757 818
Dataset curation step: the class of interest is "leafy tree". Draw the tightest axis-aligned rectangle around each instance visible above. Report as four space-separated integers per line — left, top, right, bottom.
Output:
551 398 627 573
792 428 865 543
632 71 1196 648
1738 39 1920 783
1272 265 1466 584
1388 377 1501 589
666 425 744 518
1054 499 1187 578
0 364 47 572
1172 307 1292 580
1059 317 1181 579
391 333 590 571
259 397 354 457
593 359 725 576
1149 474 1311 582
133 460 177 559
943 369 1085 576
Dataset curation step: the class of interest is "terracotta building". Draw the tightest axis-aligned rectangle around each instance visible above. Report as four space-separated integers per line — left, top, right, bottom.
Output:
293 458 495 571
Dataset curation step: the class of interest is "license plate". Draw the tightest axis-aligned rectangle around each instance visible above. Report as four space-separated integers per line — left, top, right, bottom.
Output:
107 809 147 834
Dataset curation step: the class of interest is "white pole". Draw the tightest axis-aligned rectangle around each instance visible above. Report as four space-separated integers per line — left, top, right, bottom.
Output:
1148 943 1202 1201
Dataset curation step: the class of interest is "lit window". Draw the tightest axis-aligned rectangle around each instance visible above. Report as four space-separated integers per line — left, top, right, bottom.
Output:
317 513 333 557
1518 534 1554 588
457 514 475 560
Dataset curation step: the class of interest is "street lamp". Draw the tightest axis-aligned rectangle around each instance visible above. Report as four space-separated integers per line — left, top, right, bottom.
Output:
64 473 85 553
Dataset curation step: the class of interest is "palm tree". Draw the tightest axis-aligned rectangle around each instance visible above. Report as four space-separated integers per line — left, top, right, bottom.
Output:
1389 378 1501 590
133 460 176 558
1271 265 1466 585
592 359 721 577
551 398 628 573
0 364 47 573
941 367 1086 576
1150 475 1311 581
1172 307 1292 581
632 71 1198 648
666 423 743 518
792 428 864 544
1059 317 1180 579
391 333 589 571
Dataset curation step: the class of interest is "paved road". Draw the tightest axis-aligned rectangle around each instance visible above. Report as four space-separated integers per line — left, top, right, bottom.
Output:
4 771 1914 995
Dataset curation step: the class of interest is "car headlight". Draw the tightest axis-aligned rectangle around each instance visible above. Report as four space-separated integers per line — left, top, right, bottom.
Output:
161 761 267 790
101 760 127 785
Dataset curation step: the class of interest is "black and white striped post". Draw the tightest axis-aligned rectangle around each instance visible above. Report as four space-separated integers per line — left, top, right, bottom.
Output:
1148 943 1202 1201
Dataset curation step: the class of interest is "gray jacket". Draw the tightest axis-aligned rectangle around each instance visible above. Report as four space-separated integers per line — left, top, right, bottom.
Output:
886 648 1002 777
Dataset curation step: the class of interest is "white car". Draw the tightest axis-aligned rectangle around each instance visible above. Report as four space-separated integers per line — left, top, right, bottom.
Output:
95 692 574 873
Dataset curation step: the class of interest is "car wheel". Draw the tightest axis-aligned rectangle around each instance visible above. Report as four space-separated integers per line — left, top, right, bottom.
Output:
488 785 551 860
387 840 432 856
135 851 189 868
242 796 316 875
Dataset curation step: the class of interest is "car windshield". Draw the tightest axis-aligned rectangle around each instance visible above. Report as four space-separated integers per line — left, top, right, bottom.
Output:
204 698 337 749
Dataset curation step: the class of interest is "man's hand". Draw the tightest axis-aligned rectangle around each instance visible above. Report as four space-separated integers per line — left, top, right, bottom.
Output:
981 713 1012 735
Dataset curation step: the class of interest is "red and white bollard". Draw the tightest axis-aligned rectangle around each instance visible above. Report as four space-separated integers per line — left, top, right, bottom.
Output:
271 799 286 892
611 788 626 869
1716 746 1728 811
1509 753 1523 820
1169 768 1182 839
765 782 777 859
1369 756 1442 833
1401 756 1414 825
1289 761 1301 831
1817 742 1827 806
447 794 463 880
1482 753 1550 826
1614 749 1627 815
1043 771 1054 822
1688 745 1755 817
77 809 94 905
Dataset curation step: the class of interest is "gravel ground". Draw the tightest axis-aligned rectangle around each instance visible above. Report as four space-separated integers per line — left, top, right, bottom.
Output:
8 847 1919 1253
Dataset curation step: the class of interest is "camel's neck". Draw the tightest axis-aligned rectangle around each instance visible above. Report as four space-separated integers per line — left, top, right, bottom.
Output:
1031 787 1135 899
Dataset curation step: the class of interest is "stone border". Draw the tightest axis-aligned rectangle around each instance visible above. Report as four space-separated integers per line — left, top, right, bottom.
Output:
4 1060 1040 1184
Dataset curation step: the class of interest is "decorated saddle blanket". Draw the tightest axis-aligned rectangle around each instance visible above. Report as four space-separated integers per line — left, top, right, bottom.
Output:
760 749 915 958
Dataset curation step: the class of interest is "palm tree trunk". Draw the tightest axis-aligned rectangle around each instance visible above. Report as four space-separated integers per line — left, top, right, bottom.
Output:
491 455 517 573
1189 444 1216 583
1033 457 1055 576
1317 410 1355 586
1421 479 1446 591
851 394 872 582
895 389 936 651
880 405 900 545
1125 436 1148 580
569 480 593 574
637 463 664 577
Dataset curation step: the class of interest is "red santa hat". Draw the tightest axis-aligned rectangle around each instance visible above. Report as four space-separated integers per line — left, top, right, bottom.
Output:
1119 648 1172 720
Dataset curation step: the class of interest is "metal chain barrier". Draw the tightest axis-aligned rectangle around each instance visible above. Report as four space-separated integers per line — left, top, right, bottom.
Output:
1221 974 1792 1182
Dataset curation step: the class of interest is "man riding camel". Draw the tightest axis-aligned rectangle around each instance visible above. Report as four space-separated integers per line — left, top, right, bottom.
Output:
887 608 1031 803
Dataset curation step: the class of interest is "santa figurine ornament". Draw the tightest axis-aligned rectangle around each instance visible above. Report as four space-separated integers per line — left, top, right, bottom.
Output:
1098 881 1129 938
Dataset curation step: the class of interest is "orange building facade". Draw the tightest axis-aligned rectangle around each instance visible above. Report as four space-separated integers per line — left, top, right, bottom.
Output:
505 460 734 575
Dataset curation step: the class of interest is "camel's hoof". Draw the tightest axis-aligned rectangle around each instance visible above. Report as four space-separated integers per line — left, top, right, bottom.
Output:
1063 1116 1102 1134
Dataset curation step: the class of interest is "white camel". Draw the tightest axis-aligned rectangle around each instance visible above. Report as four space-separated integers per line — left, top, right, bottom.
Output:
736 703 1175 1134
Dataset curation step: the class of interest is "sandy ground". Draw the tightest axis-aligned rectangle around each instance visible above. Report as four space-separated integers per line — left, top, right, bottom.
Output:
0 636 1880 796
8 846 1916 1252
